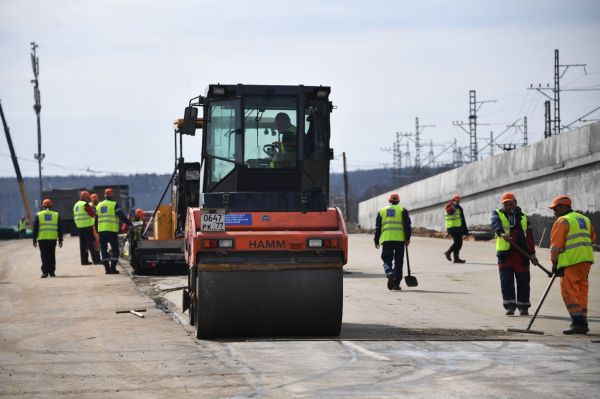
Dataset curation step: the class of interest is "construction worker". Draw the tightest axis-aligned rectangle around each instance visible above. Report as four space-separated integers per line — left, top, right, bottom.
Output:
270 112 297 168
443 194 469 263
73 191 101 265
32 199 63 278
89 193 99 209
549 195 596 335
18 216 28 238
374 192 412 290
89 193 100 252
96 188 132 274
491 192 539 316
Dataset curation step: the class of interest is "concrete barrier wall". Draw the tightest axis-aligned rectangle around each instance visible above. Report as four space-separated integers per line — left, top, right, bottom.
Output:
358 122 600 245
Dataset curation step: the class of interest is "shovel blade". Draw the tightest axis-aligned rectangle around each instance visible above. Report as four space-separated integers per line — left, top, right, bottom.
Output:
405 275 418 287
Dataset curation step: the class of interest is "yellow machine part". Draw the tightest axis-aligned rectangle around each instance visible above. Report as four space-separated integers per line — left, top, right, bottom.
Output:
153 204 174 240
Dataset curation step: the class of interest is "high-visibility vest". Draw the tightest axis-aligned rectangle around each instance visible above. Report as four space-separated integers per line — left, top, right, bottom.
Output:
73 200 95 228
270 126 297 168
379 204 405 244
556 212 594 269
37 210 58 241
97 200 119 233
495 209 528 251
18 219 28 231
445 206 462 229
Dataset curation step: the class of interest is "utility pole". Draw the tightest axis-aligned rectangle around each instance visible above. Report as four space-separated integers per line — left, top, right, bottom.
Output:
414 117 435 171
489 132 494 157
544 100 552 138
452 90 495 163
30 42 44 208
342 152 349 222
522 116 528 146
529 49 587 136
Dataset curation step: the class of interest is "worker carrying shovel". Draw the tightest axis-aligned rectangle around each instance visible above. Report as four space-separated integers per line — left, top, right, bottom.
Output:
491 192 540 316
549 195 596 335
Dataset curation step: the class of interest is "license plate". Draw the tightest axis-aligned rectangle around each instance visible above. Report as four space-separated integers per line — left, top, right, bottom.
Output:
201 213 225 232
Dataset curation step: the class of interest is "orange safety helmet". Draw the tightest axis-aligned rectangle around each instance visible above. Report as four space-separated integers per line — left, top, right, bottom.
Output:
42 198 52 208
80 190 91 201
135 208 145 219
452 194 461 202
501 192 516 203
104 188 114 197
549 195 572 209
388 192 400 203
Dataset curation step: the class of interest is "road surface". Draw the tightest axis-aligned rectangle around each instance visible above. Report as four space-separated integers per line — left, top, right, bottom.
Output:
1 234 598 398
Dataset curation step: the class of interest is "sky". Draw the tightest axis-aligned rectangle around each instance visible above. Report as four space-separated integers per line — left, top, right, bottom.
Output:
1 0 599 177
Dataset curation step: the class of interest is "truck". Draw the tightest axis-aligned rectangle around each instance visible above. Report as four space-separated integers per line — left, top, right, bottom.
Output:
42 185 133 236
181 84 348 338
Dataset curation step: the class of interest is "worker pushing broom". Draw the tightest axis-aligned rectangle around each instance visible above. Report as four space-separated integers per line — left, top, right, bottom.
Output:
508 195 596 335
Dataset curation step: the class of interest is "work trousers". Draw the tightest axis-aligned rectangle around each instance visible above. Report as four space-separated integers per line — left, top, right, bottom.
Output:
99 231 119 263
499 268 530 310
381 241 405 286
78 226 101 264
447 230 463 259
560 263 591 327
38 240 57 275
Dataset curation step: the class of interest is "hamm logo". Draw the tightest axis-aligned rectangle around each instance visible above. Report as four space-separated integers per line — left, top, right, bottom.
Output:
248 240 286 249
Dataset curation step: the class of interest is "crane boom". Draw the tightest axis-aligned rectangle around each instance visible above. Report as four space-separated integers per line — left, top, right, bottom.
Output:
0 100 34 227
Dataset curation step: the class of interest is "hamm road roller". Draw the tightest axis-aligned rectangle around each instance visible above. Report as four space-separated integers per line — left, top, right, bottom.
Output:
181 84 348 338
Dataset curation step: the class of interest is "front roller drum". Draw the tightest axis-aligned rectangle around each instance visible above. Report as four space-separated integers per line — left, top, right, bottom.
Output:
195 268 342 338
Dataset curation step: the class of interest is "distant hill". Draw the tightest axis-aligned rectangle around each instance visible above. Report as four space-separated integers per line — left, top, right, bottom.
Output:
1 166 453 227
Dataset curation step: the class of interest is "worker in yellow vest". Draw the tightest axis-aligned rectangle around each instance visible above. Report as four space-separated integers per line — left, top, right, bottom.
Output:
549 195 597 335
32 198 63 278
18 216 28 238
374 192 412 291
96 188 132 274
491 192 539 316
269 112 297 169
443 194 469 263
73 191 101 265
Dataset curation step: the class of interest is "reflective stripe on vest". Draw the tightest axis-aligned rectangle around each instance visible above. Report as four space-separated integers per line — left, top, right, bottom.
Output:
73 200 95 228
37 210 58 240
445 207 462 229
97 200 119 233
495 209 527 251
556 212 594 269
379 204 405 244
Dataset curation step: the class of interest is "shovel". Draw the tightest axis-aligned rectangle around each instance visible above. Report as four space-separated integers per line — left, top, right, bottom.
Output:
404 246 418 287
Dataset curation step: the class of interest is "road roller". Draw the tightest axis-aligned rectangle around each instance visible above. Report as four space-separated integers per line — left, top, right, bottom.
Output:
181 84 348 338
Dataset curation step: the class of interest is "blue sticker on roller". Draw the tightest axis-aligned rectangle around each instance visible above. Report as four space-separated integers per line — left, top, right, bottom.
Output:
225 214 252 225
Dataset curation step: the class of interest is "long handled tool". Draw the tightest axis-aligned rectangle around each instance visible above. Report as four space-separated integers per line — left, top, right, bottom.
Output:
504 236 552 277
404 246 418 287
507 273 557 335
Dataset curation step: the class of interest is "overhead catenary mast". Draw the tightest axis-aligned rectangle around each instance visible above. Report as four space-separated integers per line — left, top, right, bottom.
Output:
31 42 44 208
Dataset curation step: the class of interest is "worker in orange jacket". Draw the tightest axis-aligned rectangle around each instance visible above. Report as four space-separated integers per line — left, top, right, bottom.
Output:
549 195 596 335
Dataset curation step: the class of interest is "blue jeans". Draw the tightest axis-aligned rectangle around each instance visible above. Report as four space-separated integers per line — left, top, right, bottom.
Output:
381 241 405 285
99 231 119 262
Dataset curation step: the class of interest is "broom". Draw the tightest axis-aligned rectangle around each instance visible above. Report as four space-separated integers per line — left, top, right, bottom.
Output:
507 273 557 335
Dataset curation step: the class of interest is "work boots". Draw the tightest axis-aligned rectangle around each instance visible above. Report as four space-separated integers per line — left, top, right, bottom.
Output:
102 261 111 274
453 253 466 263
444 250 452 262
110 260 120 274
563 324 589 335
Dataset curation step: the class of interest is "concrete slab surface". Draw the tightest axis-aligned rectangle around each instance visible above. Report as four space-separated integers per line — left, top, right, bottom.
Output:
1 234 599 398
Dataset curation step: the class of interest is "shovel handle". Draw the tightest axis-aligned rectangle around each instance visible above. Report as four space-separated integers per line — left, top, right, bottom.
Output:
405 245 411 276
504 235 552 277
